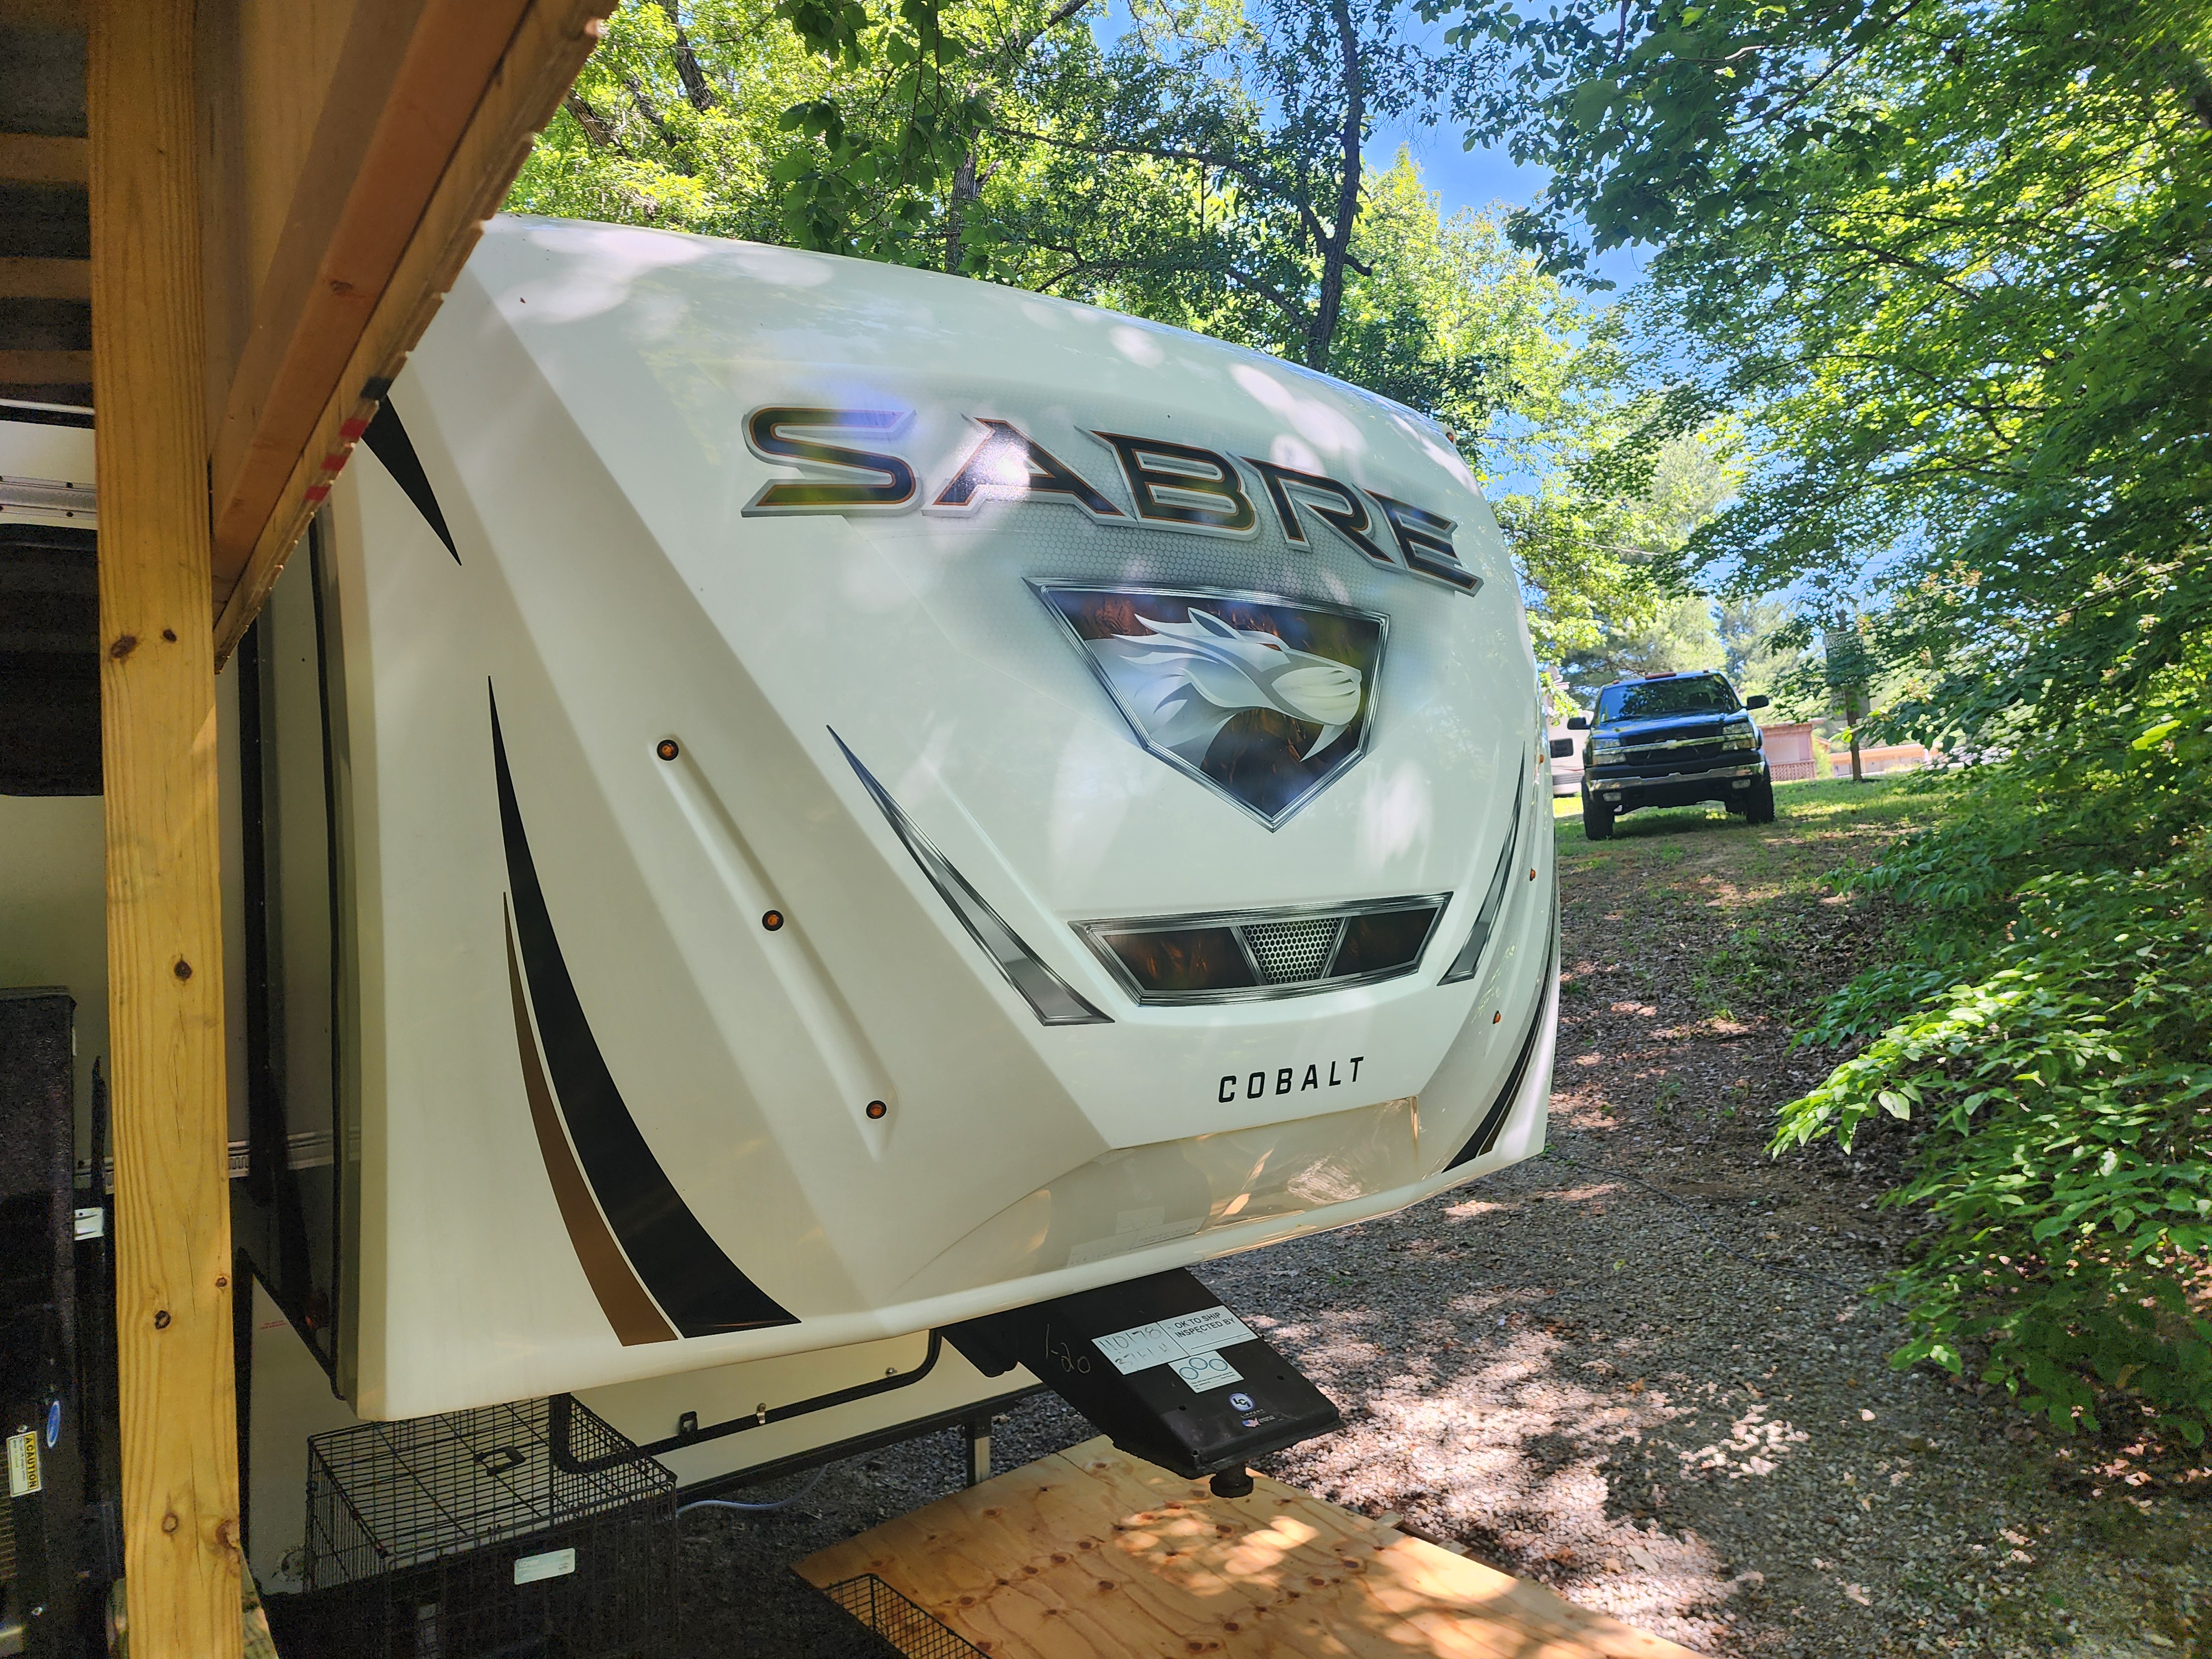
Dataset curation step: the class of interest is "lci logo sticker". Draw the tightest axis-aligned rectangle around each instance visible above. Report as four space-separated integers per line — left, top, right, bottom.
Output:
1229 1392 1255 1412
1034 583 1386 829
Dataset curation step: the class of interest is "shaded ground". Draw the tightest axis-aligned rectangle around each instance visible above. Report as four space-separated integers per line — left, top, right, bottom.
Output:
681 778 2209 1658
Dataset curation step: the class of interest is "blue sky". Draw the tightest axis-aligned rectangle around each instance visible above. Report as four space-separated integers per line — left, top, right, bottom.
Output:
1367 113 1655 293
1087 0 1654 294
1373 118 1546 220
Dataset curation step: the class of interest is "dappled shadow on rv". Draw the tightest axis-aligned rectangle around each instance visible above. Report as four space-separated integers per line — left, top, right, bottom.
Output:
664 781 2209 1657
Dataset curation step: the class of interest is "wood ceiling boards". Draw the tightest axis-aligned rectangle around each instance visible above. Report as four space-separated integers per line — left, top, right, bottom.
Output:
0 0 91 409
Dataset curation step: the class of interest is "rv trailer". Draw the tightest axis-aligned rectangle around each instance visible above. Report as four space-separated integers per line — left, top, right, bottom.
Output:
0 215 1560 1603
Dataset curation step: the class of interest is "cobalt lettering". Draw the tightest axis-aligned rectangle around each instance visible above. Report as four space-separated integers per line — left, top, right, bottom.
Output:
1217 1056 1364 1103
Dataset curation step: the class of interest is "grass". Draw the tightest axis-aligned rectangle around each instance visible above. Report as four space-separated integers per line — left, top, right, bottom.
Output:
1552 775 1941 841
1550 775 1957 1024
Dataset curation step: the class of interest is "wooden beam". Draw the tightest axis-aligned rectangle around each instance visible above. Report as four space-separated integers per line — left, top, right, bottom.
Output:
0 0 85 24
0 132 90 186
0 349 94 382
0 256 92 300
206 0 611 636
195 0 364 457
202 0 439 556
88 0 243 1656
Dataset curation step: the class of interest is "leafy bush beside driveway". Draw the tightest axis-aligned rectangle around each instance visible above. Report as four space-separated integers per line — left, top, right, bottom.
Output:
1775 690 2212 1448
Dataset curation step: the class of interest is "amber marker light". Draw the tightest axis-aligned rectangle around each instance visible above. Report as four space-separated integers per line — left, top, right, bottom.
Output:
761 910 785 931
1493 1011 1503 1024
656 739 680 761
1101 926 1255 994
865 1100 888 1120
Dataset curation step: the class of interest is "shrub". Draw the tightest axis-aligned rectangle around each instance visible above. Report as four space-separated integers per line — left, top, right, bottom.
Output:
1775 682 2212 1442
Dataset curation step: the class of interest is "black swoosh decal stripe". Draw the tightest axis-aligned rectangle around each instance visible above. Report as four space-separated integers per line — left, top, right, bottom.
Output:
492 690 797 1337
363 398 461 564
1447 931 1557 1170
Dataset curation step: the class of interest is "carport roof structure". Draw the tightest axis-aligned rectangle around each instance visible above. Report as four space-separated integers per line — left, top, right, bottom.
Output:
0 2 610 1652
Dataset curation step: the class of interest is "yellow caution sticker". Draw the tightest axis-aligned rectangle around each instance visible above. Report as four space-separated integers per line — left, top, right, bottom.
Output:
7 1427 42 1496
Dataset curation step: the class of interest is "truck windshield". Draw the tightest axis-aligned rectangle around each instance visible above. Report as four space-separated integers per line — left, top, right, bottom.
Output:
1597 677 1740 722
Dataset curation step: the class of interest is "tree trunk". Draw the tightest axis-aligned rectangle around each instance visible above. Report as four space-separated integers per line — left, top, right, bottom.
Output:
564 91 617 148
946 150 979 274
656 0 721 110
1846 686 1864 782
618 70 675 143
1307 0 1365 371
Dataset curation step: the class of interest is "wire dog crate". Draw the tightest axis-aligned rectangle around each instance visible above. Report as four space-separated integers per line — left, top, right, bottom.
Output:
816 1575 984 1659
303 1396 675 1658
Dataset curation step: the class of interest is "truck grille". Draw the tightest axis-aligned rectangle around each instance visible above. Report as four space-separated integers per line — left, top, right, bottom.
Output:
1616 739 1726 763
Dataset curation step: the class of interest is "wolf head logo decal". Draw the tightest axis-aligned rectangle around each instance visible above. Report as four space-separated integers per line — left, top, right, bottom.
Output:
1095 608 1364 762
1035 584 1387 828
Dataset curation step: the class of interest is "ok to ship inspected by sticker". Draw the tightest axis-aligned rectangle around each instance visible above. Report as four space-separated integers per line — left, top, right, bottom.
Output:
1092 1306 1257 1392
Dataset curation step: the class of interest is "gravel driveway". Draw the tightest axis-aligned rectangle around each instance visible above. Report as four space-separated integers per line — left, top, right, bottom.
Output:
682 781 2208 1658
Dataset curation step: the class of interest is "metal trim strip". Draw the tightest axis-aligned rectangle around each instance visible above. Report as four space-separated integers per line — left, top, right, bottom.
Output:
1440 758 1526 985
830 729 1111 1027
1446 927 1557 1170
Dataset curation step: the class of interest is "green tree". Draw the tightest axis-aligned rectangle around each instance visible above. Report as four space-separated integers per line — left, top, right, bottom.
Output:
510 0 818 238
1717 595 1810 707
509 0 1103 261
1433 0 2212 745
966 0 1499 372
1558 590 1721 703
1527 428 1738 690
1427 0 2212 1436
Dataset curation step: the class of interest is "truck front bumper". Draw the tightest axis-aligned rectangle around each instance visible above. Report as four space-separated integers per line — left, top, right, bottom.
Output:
1585 760 1766 810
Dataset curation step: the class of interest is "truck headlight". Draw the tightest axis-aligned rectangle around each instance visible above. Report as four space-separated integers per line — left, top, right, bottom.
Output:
1723 728 1758 750
1591 737 1622 760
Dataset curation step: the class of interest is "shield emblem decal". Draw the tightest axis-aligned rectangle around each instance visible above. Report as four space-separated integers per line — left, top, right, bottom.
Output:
1034 583 1387 829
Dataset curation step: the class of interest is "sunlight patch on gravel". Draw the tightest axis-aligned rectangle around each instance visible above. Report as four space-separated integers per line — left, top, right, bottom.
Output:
1279 1326 1749 1651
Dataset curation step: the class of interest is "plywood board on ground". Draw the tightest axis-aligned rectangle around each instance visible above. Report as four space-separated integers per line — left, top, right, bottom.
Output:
798 1436 1702 1658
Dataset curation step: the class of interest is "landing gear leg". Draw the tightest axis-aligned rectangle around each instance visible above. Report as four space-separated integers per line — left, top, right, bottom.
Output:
964 1416 992 1487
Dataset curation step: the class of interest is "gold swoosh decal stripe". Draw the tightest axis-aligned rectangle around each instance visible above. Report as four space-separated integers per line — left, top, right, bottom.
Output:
505 904 676 1345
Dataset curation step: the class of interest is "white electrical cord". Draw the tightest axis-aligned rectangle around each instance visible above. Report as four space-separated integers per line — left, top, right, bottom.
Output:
676 1464 831 1515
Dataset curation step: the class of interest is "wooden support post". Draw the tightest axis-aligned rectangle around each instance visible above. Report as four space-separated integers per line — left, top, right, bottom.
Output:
89 0 244 1653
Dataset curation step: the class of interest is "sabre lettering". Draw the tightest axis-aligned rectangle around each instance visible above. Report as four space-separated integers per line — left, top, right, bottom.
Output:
932 418 1123 519
743 408 916 514
1244 457 1395 570
1094 432 1256 534
745 408 1480 597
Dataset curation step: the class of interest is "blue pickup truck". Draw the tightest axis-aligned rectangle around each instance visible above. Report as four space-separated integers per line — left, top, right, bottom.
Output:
1567 671 1776 841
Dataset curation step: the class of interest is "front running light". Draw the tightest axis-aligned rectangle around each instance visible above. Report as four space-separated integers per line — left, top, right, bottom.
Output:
1723 727 1758 750
1590 735 1622 760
